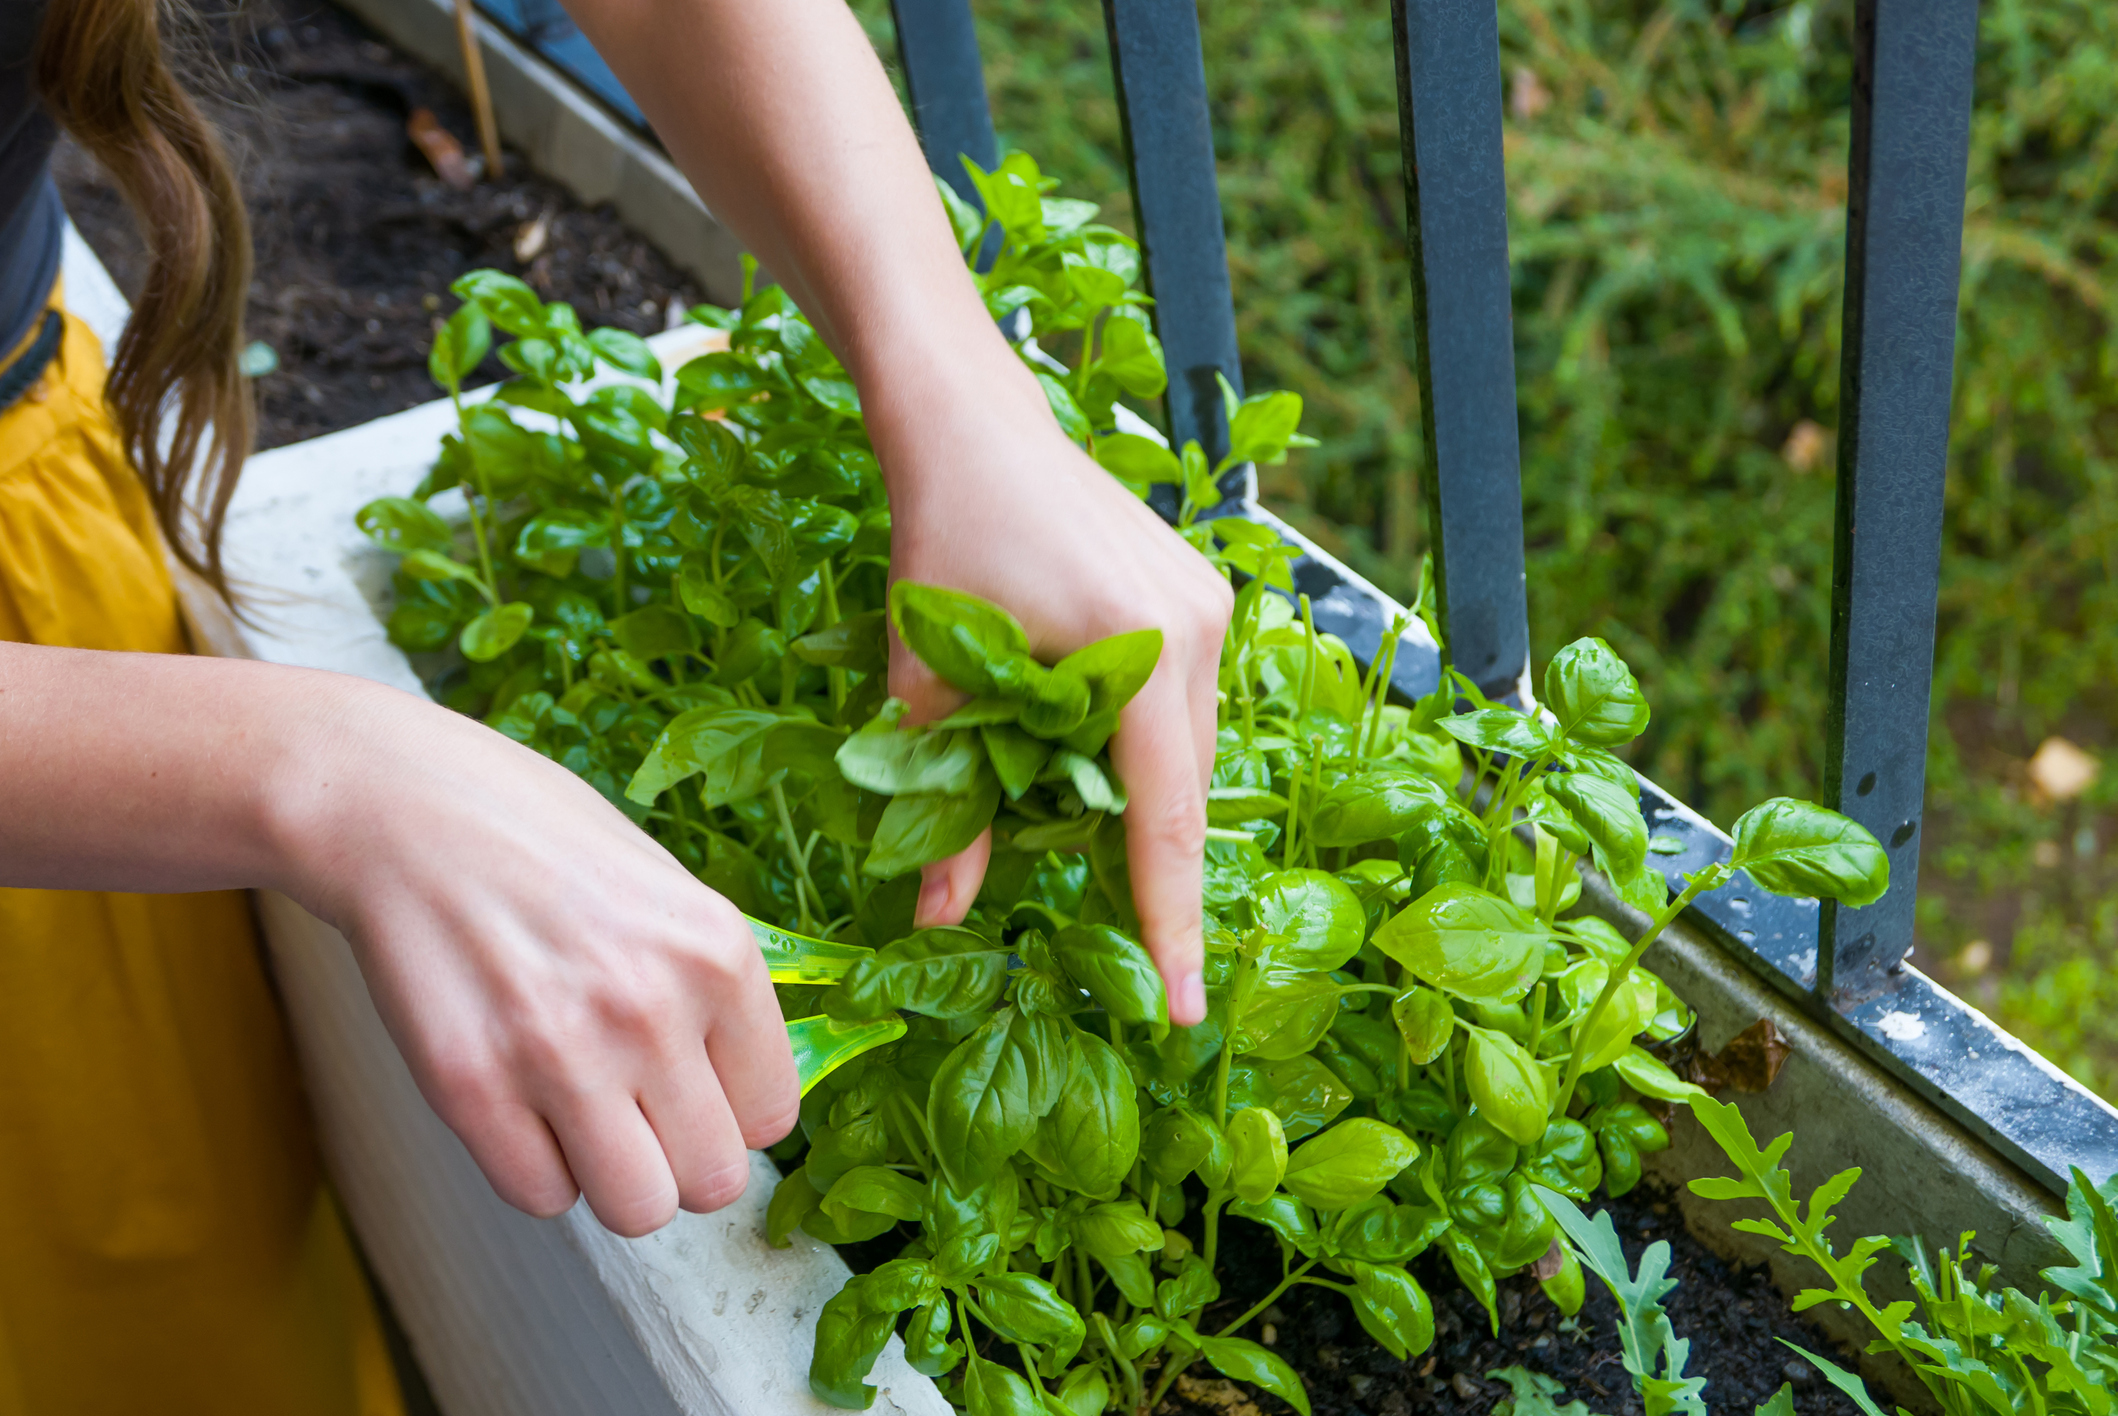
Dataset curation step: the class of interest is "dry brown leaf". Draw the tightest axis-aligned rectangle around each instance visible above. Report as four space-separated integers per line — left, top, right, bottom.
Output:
2028 736 2100 805
1682 1017 1792 1095
513 212 550 263
407 108 475 190
1174 1375 1262 1416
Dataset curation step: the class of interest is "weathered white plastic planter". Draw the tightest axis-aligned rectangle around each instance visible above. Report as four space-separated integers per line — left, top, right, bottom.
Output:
79 263 944 1414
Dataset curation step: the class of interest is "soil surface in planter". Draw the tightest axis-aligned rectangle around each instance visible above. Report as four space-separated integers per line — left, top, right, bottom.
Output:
54 0 701 451
1164 1181 1868 1416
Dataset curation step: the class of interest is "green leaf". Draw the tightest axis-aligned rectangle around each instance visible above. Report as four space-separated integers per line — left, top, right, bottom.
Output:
357 495 454 555
891 581 1043 700
1226 1056 1353 1143
1519 1118 1604 1201
1544 772 1648 882
1196 1337 1310 1416
767 1168 822 1248
428 302 491 388
964 1358 1042 1416
982 722 1053 799
1544 637 1650 747
1228 1106 1289 1203
460 602 533 661
1486 1366 1592 1416
865 771 1003 878
1390 986 1455 1065
1026 1032 1140 1198
837 706 988 798
1054 1367 1109 1416
1225 389 1305 467
1253 869 1368 972
586 326 661 380
1142 1105 1230 1188
1776 1343 1887 1416
400 546 483 584
934 173 985 251
786 1014 908 1097
809 1280 896 1408
904 1299 962 1377
974 1272 1085 1364
1053 924 1168 1025
821 1165 926 1228
1282 1118 1419 1208
1533 1186 1705 1416
928 1007 1066 1189
1094 313 1167 398
1374 883 1549 1003
610 604 699 661
824 928 1012 1020
1094 432 1182 496
1227 1193 1321 1257
1465 1029 1551 1146
1439 709 1554 757
1614 1046 1708 1103
1730 798 1891 907
1310 765 1455 847
1038 372 1091 443
1348 1262 1434 1361
1054 629 1163 756
627 706 782 805
452 269 545 335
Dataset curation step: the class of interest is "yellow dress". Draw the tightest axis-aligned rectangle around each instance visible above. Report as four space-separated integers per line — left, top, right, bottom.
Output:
0 297 406 1414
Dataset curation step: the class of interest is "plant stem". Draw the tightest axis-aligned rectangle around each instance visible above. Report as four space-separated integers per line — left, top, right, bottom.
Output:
1553 864 1727 1114
1212 1258 1319 1339
771 781 822 931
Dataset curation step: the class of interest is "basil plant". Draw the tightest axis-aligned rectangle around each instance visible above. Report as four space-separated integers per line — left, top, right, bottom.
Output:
356 149 1892 1416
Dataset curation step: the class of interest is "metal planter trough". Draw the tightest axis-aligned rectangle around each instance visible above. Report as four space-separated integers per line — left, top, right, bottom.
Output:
116 0 2118 1409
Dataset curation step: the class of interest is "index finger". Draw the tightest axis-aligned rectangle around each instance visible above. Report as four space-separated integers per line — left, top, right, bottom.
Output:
1107 663 1212 1027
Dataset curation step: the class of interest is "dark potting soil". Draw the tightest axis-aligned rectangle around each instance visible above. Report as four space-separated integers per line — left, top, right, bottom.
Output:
52 0 701 451
1164 1180 1869 1416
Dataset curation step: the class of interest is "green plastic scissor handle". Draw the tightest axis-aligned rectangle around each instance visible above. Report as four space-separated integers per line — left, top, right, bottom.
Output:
745 916 904 1094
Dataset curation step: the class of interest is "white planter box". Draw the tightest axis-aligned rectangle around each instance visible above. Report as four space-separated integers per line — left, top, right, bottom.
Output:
172 310 945 1416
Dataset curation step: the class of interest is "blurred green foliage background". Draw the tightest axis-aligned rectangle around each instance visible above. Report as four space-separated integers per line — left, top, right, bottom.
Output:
849 0 2118 1092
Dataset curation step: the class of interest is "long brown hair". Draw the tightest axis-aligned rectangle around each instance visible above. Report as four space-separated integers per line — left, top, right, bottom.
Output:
36 0 252 598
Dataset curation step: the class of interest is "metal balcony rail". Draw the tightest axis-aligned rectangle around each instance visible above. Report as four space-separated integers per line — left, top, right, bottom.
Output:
885 0 2118 1194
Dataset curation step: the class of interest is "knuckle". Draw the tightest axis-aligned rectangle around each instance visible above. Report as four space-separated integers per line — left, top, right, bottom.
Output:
679 1161 752 1216
1135 790 1208 860
739 1094 802 1153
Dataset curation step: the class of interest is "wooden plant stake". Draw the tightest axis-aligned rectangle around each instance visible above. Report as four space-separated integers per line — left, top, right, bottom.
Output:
452 0 504 179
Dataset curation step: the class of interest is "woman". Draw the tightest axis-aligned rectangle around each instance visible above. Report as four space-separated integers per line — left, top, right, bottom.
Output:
0 0 1227 1409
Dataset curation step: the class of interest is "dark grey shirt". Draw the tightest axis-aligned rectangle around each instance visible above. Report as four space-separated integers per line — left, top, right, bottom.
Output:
0 0 59 358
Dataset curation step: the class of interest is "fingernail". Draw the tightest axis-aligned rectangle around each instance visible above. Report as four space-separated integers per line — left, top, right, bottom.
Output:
1176 971 1206 1026
915 871 949 927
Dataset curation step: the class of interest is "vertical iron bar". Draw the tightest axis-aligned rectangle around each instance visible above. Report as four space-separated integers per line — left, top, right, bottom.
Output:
888 0 1003 267
1390 0 1529 704
1819 0 1979 1003
1103 0 1244 476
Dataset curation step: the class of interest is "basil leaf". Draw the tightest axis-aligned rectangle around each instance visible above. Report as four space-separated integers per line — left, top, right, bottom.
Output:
964 1358 1042 1416
1053 924 1168 1025
983 722 1053 799
1225 389 1305 468
1054 629 1163 757
1519 1117 1604 1201
610 604 699 661
1438 709 1554 757
974 1272 1085 1364
1233 968 1342 1061
819 1165 925 1238
1253 869 1367 972
1073 1200 1163 1262
766 1168 822 1249
1310 764 1454 847
1614 1045 1708 1103
357 495 454 555
1227 1193 1321 1258
1347 1261 1435 1361
1228 1106 1289 1203
627 706 783 806
1390 986 1456 1065
460 602 533 662
904 1298 962 1377
1196 1337 1310 1416
1325 1196 1449 1265
1141 1105 1230 1188
1154 1256 1220 1320
891 581 1043 698
1094 311 1167 398
808 1277 897 1408
586 325 661 380
1093 433 1182 497
1054 1367 1110 1416
837 706 987 797
1225 1056 1353 1143
823 927 1012 1021
1373 883 1549 1003
1730 797 1891 906
1563 962 1659 1075
865 768 1003 878
1544 636 1650 747
1281 1118 1419 1208
793 611 888 674
928 1007 1066 1189
1465 1029 1553 1145
1024 1032 1139 1198
1544 771 1648 882
428 302 491 387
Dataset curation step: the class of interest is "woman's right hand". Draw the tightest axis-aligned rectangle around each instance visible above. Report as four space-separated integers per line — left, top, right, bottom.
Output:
269 677 798 1237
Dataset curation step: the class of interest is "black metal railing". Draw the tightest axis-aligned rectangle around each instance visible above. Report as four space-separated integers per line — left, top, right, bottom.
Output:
882 0 2118 1194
